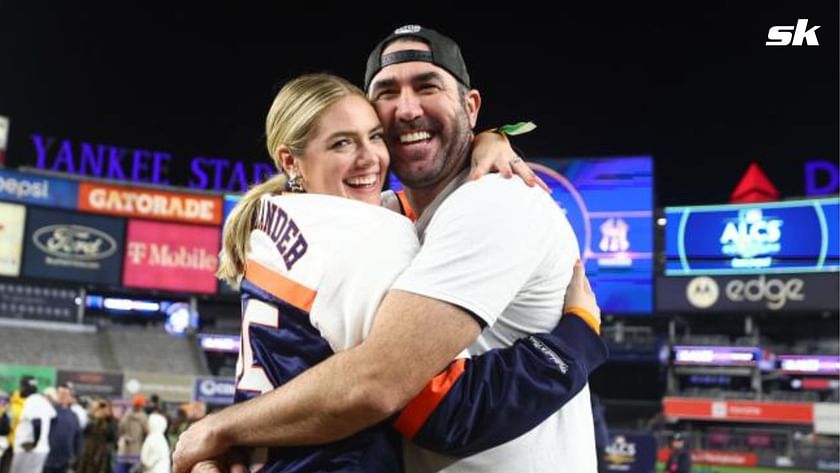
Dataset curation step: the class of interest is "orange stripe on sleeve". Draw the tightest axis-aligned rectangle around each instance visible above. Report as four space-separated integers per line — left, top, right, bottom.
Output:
395 190 417 222
394 358 466 439
564 306 601 335
245 259 316 312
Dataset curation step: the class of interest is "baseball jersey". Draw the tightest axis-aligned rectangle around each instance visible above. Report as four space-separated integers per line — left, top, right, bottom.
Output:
393 173 598 472
236 193 419 472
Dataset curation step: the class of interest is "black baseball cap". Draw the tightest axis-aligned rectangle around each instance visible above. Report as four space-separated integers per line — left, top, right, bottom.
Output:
364 25 470 91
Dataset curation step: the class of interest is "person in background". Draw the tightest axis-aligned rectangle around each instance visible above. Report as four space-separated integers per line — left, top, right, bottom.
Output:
0 392 10 473
664 432 692 473
9 376 56 473
77 399 117 473
43 384 83 473
65 383 89 431
0 378 27 473
117 394 149 473
141 412 170 473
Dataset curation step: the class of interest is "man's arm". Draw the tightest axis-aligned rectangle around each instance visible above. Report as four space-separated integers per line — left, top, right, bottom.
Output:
172 290 479 473
401 311 607 457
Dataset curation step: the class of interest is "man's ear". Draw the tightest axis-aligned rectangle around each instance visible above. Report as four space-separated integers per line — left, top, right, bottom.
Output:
464 89 481 128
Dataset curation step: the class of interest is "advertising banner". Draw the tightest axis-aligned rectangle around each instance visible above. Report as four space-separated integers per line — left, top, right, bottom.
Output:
0 364 57 395
604 431 657 473
0 280 78 323
665 198 839 275
123 220 220 294
0 168 79 209
657 448 758 467
57 369 124 399
123 371 194 403
656 272 839 312
22 207 125 285
663 397 814 424
78 182 222 225
0 202 25 276
192 377 235 405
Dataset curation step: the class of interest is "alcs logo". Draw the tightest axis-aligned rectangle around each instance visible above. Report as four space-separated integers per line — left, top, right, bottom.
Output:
766 19 820 46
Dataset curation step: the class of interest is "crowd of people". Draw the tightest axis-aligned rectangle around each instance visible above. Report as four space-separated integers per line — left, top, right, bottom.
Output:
0 376 207 473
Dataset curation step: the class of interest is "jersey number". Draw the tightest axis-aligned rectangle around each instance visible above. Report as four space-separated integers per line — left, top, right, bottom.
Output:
236 299 279 394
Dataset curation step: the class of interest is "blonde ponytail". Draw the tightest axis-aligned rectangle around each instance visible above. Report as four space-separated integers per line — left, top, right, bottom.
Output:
218 73 366 288
217 173 287 288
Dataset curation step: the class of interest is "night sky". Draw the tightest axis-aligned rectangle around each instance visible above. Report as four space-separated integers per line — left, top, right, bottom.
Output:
1 1 837 205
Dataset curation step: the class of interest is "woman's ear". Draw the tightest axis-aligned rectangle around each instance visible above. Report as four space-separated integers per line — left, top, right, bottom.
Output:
276 145 296 176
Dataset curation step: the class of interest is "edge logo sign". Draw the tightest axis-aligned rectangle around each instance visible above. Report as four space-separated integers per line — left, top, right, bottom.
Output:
658 273 837 313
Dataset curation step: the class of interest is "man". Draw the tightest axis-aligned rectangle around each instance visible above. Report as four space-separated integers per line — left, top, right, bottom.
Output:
174 25 599 472
9 376 56 473
42 384 83 473
117 394 148 473
665 433 692 473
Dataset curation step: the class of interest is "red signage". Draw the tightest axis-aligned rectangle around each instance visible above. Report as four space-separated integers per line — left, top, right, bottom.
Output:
663 397 814 424
123 220 220 294
658 449 758 467
79 182 222 225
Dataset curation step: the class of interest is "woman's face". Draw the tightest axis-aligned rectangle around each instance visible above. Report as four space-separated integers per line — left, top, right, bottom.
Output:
295 95 389 206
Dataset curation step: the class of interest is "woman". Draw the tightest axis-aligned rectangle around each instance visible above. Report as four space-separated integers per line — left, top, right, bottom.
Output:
77 400 118 473
203 73 605 472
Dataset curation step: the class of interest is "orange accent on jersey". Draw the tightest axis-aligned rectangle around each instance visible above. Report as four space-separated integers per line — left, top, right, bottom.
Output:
245 259 316 312
394 358 467 439
395 190 417 222
564 306 600 335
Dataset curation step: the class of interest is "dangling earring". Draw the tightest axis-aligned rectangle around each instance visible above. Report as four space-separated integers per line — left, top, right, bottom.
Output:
287 172 305 193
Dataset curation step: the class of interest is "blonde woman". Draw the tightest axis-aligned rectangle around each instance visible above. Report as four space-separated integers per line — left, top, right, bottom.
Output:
177 73 606 473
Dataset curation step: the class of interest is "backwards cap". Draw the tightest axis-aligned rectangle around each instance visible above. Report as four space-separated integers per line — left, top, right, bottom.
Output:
364 25 470 91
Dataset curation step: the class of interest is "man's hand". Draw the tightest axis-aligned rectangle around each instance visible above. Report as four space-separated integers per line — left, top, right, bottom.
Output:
172 414 230 473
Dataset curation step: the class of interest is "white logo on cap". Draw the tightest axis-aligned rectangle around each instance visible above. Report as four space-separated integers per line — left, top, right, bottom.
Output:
686 276 720 309
394 25 422 35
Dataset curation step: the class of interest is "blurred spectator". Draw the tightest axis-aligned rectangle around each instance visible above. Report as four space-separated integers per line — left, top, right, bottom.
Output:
144 394 163 416
77 399 118 473
664 433 692 473
65 383 89 430
0 379 26 473
140 412 170 473
43 384 83 473
166 405 189 449
0 391 9 473
117 394 148 473
9 375 56 473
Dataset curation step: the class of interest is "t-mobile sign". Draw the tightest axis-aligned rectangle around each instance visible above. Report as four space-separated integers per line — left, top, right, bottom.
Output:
123 220 220 294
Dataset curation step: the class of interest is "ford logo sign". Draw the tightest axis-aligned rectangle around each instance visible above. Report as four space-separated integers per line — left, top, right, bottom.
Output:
33 224 117 261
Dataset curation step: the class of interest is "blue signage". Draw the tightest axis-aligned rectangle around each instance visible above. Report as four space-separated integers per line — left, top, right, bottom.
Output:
0 168 79 209
193 377 235 405
23 207 125 285
390 156 654 314
665 198 840 275
30 134 275 192
604 431 657 473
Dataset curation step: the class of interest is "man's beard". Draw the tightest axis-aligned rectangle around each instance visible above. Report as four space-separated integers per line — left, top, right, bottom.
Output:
391 109 473 189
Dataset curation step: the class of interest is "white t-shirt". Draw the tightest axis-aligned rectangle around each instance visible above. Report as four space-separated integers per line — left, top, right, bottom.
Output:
392 174 597 473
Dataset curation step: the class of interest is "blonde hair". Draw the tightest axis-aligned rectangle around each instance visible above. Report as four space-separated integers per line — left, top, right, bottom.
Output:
217 73 366 287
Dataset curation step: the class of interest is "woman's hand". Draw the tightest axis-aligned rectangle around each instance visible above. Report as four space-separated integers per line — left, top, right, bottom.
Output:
469 131 549 192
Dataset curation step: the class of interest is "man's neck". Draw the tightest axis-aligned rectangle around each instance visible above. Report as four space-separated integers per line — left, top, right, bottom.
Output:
403 147 471 217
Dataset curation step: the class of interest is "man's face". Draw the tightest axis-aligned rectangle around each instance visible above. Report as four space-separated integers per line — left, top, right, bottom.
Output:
57 387 73 407
368 40 480 189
